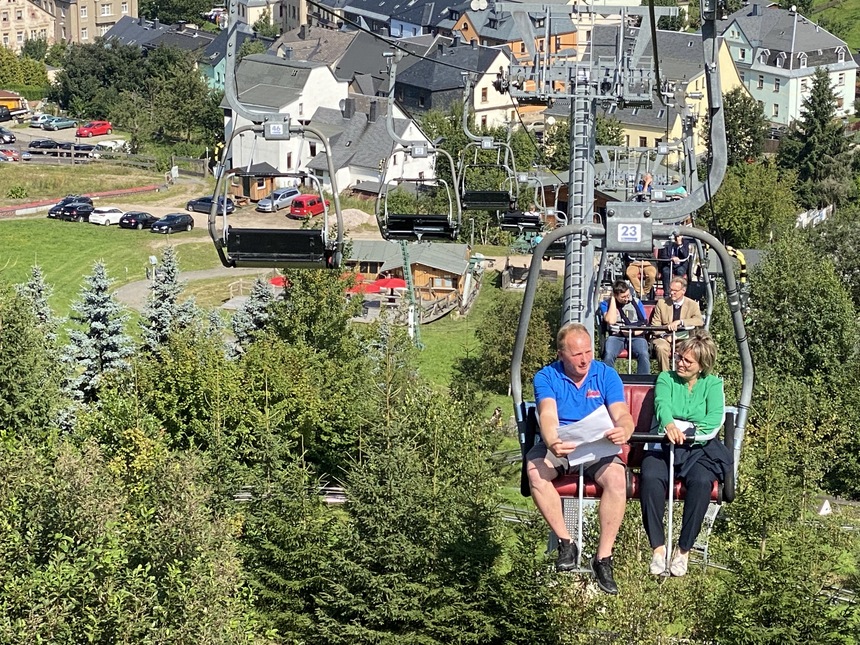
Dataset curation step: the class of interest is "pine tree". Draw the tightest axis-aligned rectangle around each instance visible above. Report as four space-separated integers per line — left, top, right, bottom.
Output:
15 265 59 342
231 277 274 354
63 262 134 403
140 247 196 353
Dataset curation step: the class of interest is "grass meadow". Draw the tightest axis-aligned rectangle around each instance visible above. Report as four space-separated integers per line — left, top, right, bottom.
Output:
0 163 165 204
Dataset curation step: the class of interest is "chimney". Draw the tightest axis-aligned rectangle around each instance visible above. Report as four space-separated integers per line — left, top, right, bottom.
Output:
284 46 293 59
368 100 378 123
139 15 144 26
751 4 759 15
177 20 186 32
452 35 461 48
153 18 160 29
471 39 477 50
380 27 389 37
299 25 307 39
437 42 444 55
342 97 355 120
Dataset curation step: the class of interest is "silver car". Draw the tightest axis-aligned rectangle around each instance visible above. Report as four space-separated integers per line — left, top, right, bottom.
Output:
256 187 300 212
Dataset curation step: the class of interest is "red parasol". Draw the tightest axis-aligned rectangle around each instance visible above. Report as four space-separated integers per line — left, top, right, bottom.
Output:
373 277 408 290
269 275 287 287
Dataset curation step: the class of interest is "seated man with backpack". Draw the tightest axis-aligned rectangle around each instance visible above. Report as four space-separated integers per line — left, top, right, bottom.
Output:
600 280 651 375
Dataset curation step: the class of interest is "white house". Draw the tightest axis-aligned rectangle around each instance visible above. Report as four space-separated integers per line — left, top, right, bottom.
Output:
719 2 857 125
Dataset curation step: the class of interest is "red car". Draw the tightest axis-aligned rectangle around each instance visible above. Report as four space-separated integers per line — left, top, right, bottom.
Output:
288 194 330 218
0 148 19 161
76 120 112 137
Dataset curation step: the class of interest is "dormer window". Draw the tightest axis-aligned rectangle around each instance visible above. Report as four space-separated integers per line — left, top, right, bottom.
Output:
776 52 786 68
798 53 807 68
759 51 767 64
837 47 846 63
488 18 497 28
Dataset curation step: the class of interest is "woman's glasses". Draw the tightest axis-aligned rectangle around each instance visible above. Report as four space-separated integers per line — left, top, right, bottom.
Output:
674 353 697 366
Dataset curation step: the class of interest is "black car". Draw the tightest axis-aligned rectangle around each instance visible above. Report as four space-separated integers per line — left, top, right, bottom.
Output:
151 213 195 234
186 195 235 214
58 142 96 157
57 202 95 222
0 127 15 144
48 195 93 218
28 138 59 154
119 211 159 230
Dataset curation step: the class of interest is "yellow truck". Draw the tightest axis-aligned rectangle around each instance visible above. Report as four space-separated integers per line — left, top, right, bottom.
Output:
0 90 31 122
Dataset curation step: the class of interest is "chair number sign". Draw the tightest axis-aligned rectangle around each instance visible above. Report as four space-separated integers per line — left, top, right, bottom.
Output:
618 223 642 243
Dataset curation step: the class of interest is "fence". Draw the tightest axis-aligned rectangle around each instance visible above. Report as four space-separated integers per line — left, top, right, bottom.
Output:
796 204 834 228
172 154 209 178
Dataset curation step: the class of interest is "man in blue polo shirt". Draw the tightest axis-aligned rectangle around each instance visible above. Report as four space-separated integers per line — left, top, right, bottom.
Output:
527 322 635 594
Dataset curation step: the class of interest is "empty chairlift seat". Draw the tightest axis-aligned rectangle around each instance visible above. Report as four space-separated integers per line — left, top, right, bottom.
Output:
225 227 333 268
461 190 513 211
384 213 458 241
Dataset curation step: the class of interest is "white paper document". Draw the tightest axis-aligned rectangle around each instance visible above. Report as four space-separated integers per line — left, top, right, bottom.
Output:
556 406 621 467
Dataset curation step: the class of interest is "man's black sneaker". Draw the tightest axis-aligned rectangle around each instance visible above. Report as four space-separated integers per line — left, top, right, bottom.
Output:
591 555 619 595
556 539 579 572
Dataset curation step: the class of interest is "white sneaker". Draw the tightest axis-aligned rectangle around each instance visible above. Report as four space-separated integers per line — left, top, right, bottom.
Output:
649 551 666 575
670 550 689 577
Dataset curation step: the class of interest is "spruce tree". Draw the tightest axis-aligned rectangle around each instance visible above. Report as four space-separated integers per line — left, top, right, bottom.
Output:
15 265 59 342
63 262 134 403
777 67 853 207
140 246 196 353
0 291 62 439
231 277 274 354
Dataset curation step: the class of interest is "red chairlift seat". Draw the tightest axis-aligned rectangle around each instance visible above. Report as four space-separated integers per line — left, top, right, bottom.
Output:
520 375 734 503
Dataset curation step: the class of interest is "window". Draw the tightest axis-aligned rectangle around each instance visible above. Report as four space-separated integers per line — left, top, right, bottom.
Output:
838 49 845 63
757 75 764 89
481 87 487 103
1 11 7 22
639 136 647 147
15 9 22 19
774 78 780 91
538 38 544 52
480 115 487 128
519 42 525 53
759 52 767 64
798 54 807 69
772 104 778 117
81 27 88 40
432 277 454 288
1 34 7 46
740 72 745 84
838 72 845 86
740 48 746 60
309 142 317 157
80 6 87 18
298 102 303 115
418 95 425 108
101 4 112 16
121 1 128 13
286 152 292 169
16 30 23 43
99 24 110 35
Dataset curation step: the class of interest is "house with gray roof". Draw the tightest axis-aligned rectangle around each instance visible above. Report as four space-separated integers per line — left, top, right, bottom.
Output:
226 52 434 193
104 16 170 48
395 39 512 128
718 2 857 125
304 95 436 193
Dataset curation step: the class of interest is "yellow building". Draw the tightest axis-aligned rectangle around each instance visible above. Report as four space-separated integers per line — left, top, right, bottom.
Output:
1 0 54 51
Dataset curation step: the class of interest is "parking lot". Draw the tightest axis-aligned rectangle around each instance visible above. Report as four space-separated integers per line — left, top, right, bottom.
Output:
1 120 123 163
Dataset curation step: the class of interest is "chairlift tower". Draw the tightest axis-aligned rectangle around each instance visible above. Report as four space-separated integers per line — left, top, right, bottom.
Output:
491 1 718 333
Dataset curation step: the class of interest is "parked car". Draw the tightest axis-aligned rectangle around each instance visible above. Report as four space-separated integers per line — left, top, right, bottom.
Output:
29 114 52 128
58 142 96 157
20 150 31 161
57 202 95 222
89 139 130 157
43 116 77 131
119 211 159 230
151 213 195 234
0 148 19 162
288 194 330 218
186 195 235 214
89 206 125 226
48 195 93 218
76 120 112 137
256 186 300 212
28 138 59 154
0 127 15 144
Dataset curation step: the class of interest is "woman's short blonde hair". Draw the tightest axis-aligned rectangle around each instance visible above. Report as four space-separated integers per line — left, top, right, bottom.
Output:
676 329 717 375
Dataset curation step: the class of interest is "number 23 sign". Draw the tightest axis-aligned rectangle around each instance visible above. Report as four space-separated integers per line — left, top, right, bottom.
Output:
618 223 642 243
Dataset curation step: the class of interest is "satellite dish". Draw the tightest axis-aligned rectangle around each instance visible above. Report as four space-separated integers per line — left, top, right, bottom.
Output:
470 0 480 10
469 0 488 9
546 116 556 126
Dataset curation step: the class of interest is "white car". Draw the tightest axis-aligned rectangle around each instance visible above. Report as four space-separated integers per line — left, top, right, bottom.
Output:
89 139 130 158
29 114 52 128
89 207 125 226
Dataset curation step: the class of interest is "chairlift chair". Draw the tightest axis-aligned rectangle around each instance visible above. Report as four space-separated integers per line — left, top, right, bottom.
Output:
459 143 520 211
375 147 461 242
